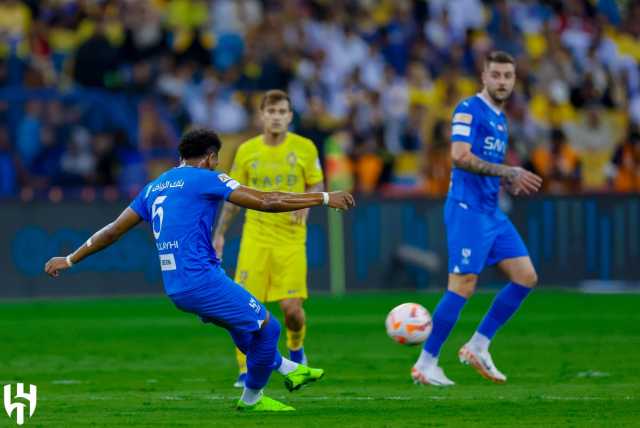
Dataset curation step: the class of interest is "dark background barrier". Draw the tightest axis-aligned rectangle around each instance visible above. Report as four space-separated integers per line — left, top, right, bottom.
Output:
1 200 330 298
2 195 638 298
345 195 640 290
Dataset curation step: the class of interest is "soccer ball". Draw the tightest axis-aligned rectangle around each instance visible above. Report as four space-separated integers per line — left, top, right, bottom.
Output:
385 303 432 345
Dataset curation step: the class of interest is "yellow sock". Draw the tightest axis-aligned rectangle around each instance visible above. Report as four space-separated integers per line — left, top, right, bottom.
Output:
235 347 247 374
286 325 306 351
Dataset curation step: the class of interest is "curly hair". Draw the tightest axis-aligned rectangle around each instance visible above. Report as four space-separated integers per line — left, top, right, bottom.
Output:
178 128 222 159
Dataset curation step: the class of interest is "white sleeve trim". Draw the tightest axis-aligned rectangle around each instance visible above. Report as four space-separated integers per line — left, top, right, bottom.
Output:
452 124 471 137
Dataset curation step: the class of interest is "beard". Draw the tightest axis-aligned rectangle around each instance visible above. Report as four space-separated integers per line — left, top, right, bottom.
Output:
487 87 512 103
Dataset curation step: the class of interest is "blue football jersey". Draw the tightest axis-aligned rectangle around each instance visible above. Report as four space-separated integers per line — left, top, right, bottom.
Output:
448 94 509 213
129 166 240 295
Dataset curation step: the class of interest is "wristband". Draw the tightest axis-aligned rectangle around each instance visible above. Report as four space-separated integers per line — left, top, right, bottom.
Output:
65 255 74 267
322 192 329 206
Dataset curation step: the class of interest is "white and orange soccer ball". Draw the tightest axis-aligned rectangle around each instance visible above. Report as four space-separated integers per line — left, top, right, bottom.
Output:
385 303 432 345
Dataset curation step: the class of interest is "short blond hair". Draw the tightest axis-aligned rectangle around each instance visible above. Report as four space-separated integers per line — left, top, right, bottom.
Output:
260 89 292 111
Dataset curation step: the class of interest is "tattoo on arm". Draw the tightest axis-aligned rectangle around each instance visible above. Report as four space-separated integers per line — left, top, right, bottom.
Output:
454 152 516 179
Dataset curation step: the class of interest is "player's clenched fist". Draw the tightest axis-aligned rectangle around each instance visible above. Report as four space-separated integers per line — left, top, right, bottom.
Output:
505 167 543 196
44 257 71 277
328 191 356 210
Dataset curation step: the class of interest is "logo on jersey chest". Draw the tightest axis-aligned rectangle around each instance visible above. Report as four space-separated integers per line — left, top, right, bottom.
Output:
251 174 298 188
483 136 506 156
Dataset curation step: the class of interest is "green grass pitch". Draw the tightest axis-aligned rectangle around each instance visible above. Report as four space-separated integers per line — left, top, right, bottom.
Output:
1 290 639 427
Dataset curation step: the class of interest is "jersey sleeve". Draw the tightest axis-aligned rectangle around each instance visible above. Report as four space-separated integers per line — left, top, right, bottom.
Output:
229 146 248 185
203 172 241 201
451 101 478 145
304 143 324 186
129 186 150 222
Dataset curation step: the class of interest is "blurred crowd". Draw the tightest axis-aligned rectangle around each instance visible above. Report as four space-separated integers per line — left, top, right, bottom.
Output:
1 0 640 199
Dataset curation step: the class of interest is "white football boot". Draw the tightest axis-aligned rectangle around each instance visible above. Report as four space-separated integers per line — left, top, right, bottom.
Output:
458 343 507 383
411 364 455 387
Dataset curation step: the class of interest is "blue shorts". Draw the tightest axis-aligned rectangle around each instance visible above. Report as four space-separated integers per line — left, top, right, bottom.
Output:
169 274 267 334
445 198 529 275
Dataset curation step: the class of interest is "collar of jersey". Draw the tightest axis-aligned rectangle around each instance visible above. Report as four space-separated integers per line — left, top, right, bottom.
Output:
475 93 503 116
261 135 289 149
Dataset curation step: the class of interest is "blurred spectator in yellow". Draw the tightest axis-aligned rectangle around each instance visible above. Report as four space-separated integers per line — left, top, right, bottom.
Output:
531 128 579 194
166 0 210 54
0 0 31 58
564 104 616 191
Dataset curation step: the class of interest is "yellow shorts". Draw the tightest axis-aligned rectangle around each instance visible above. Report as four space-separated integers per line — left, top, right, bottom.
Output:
234 242 308 302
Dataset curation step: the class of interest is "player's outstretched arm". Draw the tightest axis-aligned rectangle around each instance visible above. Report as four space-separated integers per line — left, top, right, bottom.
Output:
291 181 324 225
451 142 543 195
44 207 142 278
228 186 355 212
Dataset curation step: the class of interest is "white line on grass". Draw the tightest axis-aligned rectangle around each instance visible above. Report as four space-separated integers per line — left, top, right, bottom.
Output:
576 371 610 378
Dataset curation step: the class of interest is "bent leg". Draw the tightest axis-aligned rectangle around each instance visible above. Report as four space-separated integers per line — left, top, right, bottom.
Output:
272 245 308 363
497 256 538 288
280 298 306 363
420 274 477 362
471 218 537 350
473 257 536 344
245 316 282 390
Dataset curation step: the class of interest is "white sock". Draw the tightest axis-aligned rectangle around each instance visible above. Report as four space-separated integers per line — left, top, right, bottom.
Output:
277 357 299 375
240 387 263 405
416 350 437 368
469 332 490 352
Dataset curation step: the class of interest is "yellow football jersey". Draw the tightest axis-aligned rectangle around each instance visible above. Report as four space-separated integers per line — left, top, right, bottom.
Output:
230 132 324 246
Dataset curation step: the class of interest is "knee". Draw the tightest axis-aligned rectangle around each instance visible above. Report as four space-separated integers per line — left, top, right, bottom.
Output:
448 274 477 298
285 307 305 325
282 302 305 329
516 269 538 288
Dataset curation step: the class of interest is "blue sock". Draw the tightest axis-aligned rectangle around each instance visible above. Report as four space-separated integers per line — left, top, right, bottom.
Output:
245 317 281 390
423 291 467 357
477 282 532 339
289 348 305 363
